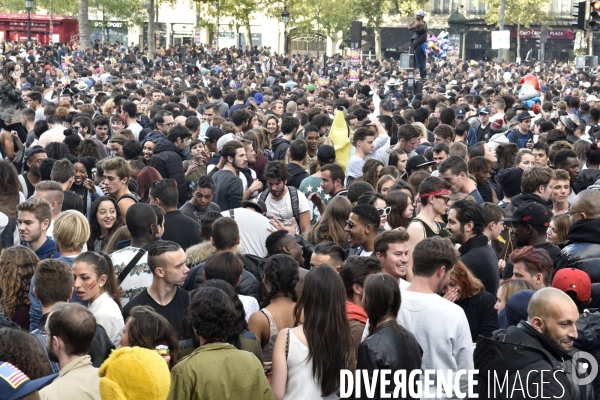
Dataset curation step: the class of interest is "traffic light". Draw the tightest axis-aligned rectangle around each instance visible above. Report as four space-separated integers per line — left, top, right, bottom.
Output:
591 0 600 31
573 1 587 30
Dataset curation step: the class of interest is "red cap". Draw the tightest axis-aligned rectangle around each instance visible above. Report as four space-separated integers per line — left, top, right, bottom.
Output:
552 268 592 302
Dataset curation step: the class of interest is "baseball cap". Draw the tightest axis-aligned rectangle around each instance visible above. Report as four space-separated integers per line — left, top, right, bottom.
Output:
455 107 466 118
241 199 267 214
517 111 533 122
0 361 57 400
552 268 592 303
317 145 336 164
586 94 600 103
206 127 225 143
416 10 425 16
499 290 535 329
306 84 315 93
502 202 551 227
559 114 579 132
253 93 263 105
406 155 436 175
24 145 46 163
217 133 237 151
478 106 491 114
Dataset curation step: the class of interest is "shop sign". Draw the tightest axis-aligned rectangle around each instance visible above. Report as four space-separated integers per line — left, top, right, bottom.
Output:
93 21 124 29
510 29 575 40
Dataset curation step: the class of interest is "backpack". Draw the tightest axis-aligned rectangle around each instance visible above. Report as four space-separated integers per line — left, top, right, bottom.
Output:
259 186 300 231
286 167 306 187
0 217 17 248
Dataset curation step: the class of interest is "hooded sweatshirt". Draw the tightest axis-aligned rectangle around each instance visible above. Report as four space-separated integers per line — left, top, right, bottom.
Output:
577 169 600 191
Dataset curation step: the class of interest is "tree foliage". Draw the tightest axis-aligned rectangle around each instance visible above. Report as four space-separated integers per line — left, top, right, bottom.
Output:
480 0 553 28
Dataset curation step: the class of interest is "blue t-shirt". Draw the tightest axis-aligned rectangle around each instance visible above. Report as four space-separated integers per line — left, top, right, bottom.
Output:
506 129 534 149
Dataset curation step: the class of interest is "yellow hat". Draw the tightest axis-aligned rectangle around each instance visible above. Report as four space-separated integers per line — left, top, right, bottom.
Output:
99 347 171 400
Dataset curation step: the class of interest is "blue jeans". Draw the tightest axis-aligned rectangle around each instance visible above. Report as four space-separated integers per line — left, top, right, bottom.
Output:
414 45 426 79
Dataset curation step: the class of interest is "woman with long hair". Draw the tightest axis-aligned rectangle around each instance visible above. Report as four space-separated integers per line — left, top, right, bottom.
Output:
358 159 384 189
248 255 298 370
120 305 180 368
389 149 408 175
0 160 23 219
304 196 352 247
264 115 281 142
386 190 415 230
88 196 123 253
71 156 102 217
0 247 39 330
244 130 269 185
440 261 499 341
183 139 207 188
376 174 396 198
546 214 571 246
271 266 351 399
0 328 52 379
0 61 27 159
494 278 535 314
73 251 124 346
136 166 163 203
357 273 422 396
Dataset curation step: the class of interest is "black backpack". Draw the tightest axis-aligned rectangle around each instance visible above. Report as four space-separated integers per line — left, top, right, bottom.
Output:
259 186 301 231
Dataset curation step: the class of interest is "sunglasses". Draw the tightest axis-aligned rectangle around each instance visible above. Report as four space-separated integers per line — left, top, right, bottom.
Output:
377 207 391 216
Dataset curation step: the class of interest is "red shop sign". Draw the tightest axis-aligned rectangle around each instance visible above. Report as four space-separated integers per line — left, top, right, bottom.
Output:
510 29 575 40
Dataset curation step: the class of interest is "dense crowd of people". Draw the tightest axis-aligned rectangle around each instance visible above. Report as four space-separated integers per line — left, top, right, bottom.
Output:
3 34 600 400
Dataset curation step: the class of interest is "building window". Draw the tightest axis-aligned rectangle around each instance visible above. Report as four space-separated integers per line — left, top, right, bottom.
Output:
432 0 457 14
467 0 487 15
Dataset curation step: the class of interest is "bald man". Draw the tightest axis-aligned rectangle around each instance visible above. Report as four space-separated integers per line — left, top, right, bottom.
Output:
174 115 187 126
474 288 586 399
555 189 600 308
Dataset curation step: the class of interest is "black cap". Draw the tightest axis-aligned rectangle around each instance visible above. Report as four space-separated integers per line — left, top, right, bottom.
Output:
241 199 267 214
502 202 552 226
406 155 435 175
23 146 46 172
206 127 225 142
317 145 336 164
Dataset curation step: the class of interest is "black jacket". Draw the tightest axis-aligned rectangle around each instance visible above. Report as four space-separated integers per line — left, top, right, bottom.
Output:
474 322 588 400
150 138 188 206
184 260 260 299
287 163 308 190
162 210 202 250
577 169 600 191
271 137 290 161
457 290 499 342
357 321 423 400
556 219 600 308
459 235 499 295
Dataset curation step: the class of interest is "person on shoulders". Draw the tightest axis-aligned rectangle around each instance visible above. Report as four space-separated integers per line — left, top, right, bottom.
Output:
122 241 189 339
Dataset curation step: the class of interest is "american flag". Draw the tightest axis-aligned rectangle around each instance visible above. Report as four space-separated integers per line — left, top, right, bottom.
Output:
0 362 29 388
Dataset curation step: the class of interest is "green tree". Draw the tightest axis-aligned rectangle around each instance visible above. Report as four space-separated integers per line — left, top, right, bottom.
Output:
480 0 553 59
353 0 426 59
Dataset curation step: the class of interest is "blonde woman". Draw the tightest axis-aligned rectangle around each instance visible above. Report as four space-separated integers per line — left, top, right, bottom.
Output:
102 98 116 116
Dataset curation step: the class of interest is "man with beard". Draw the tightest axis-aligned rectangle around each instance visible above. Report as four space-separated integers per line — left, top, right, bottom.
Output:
501 202 560 280
375 230 411 290
371 236 473 397
344 204 380 256
19 146 47 199
40 303 101 400
211 141 247 211
446 200 499 295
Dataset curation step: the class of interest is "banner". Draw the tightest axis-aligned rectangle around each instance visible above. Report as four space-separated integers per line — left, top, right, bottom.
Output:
194 29 201 46
348 68 359 82
349 48 360 65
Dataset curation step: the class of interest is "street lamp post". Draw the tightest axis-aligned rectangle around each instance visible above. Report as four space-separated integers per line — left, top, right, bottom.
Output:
26 0 33 42
281 6 290 55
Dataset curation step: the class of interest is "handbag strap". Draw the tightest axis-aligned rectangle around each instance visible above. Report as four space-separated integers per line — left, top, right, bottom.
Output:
117 244 151 284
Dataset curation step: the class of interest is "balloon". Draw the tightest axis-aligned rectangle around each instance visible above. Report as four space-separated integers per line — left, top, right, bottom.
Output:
428 42 435 49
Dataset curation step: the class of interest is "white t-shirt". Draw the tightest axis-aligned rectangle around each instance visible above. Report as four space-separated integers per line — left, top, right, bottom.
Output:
346 155 365 178
265 189 310 234
128 122 143 140
220 208 271 258
239 294 259 322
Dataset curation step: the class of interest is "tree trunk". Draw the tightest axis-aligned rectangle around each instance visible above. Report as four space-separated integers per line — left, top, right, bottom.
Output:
147 0 155 59
245 20 253 48
79 0 92 50
374 26 381 60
